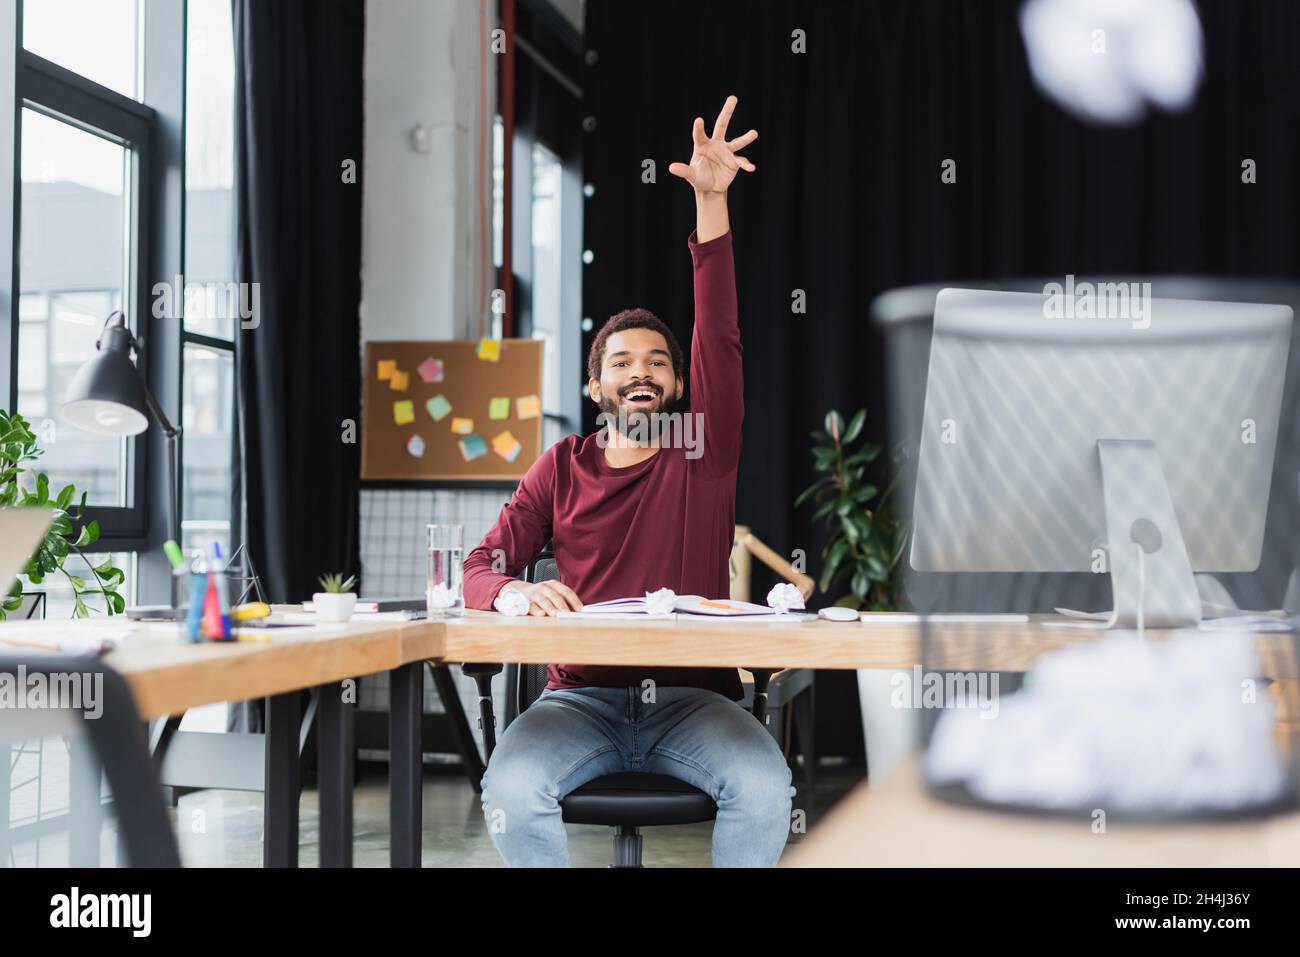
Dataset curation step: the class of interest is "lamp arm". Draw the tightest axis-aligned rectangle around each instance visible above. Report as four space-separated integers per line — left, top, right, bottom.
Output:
125 320 182 604
141 382 179 439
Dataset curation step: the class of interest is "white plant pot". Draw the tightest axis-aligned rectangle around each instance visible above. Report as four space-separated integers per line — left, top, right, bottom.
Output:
314 592 357 623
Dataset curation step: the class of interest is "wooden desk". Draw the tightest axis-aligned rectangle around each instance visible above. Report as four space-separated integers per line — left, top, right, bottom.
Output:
96 617 440 720
784 757 1300 866
439 610 1300 678
3 615 439 868
9 610 1296 869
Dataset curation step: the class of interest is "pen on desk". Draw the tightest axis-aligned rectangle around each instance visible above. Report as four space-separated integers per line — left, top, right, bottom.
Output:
0 635 61 652
233 630 273 641
232 602 271 621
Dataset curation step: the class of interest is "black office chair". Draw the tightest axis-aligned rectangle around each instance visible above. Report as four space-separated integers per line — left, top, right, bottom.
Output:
1 653 181 867
463 549 777 867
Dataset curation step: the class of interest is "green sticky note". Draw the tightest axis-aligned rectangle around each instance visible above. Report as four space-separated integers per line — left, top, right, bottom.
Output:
393 400 415 425
488 396 510 420
426 395 452 421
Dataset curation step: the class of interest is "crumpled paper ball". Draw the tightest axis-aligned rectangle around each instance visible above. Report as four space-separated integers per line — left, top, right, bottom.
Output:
428 582 459 610
1020 0 1202 124
644 588 677 616
924 630 1286 812
493 588 531 617
766 582 805 614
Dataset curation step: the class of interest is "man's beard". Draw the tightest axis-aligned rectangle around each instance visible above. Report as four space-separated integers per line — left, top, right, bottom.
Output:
598 387 682 437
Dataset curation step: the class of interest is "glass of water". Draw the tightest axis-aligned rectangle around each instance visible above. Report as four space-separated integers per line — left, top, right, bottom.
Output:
426 524 465 618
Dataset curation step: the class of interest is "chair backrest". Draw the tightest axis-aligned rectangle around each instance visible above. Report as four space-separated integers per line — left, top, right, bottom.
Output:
504 548 558 727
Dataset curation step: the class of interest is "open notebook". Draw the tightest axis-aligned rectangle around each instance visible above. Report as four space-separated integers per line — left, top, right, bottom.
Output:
557 595 789 620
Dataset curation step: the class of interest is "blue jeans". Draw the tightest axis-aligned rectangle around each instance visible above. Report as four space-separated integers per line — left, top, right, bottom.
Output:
480 686 796 867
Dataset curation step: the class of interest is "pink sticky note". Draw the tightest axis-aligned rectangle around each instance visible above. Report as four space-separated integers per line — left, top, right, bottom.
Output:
417 356 444 383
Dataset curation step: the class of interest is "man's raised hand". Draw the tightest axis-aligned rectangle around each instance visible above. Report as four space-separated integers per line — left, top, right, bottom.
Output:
668 94 757 195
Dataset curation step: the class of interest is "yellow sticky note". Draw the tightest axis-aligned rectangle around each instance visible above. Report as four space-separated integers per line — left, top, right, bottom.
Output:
393 400 415 425
377 359 397 381
450 417 474 435
476 338 501 362
515 394 541 420
492 430 522 463
488 396 510 420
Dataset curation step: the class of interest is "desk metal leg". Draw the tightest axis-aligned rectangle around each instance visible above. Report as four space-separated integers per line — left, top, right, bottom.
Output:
1 741 11 865
69 736 101 867
388 662 422 868
263 691 300 868
317 681 354 868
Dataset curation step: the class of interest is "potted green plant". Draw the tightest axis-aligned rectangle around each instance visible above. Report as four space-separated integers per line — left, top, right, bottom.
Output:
314 572 358 623
0 411 126 620
795 408 908 611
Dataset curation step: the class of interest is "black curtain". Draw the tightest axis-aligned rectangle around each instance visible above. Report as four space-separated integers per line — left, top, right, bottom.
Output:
583 0 1300 604
233 0 364 604
582 0 1300 760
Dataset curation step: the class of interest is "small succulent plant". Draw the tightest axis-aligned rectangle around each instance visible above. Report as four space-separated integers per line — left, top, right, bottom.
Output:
317 572 358 594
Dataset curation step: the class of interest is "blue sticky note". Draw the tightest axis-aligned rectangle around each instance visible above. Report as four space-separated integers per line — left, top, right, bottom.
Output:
458 433 488 461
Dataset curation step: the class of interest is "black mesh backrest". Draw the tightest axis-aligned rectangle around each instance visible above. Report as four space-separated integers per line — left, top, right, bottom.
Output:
512 548 558 720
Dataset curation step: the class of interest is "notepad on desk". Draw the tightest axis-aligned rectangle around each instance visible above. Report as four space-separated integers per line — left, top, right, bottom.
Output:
558 595 789 621
300 597 426 616
0 626 128 656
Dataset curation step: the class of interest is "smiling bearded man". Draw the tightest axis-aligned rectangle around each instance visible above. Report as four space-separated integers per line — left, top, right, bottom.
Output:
463 95 795 868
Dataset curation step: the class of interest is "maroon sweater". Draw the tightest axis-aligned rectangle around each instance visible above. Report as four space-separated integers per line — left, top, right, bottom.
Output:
463 228 744 700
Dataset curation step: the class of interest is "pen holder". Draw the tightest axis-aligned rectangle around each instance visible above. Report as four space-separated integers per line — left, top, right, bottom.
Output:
184 565 234 642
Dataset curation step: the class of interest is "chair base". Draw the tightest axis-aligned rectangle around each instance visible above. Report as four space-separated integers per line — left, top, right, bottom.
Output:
612 825 642 867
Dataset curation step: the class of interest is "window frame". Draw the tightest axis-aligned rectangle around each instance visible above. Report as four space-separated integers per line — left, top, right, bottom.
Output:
14 50 156 541
510 0 583 444
3 0 190 606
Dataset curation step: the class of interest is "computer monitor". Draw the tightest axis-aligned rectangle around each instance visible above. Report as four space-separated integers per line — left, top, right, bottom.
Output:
909 288 1292 627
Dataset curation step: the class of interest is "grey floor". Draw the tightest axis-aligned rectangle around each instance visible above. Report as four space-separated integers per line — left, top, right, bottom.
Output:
9 756 864 867
169 758 865 867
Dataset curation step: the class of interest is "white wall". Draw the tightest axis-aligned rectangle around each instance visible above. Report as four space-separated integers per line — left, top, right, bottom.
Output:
359 0 506 754
361 0 494 342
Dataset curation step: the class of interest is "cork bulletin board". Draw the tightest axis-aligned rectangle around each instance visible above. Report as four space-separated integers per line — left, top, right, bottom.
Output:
361 339 545 481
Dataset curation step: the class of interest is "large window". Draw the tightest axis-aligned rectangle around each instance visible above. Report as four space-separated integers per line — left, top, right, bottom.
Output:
497 6 584 449
17 108 134 508
181 0 236 558
530 141 565 439
21 0 142 100
4 1 234 612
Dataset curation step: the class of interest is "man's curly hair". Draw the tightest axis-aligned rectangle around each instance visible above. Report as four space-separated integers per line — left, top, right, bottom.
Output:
587 308 686 382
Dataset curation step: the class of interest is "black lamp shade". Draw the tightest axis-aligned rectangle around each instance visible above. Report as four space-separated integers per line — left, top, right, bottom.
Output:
62 321 150 436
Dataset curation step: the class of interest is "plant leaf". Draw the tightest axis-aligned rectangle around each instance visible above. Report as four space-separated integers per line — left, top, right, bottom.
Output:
823 410 844 442
794 477 832 508
842 409 867 444
851 568 870 599
74 520 100 547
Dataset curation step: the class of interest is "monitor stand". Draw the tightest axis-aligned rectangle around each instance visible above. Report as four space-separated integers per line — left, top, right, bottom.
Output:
1095 439 1202 629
